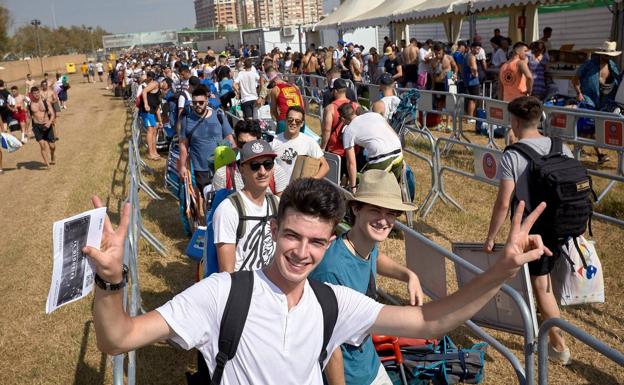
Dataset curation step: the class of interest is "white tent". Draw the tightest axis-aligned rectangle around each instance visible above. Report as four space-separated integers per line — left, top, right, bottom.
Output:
314 0 387 30
339 0 429 30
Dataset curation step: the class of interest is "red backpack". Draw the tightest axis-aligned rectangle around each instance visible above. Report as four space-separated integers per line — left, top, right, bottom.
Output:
327 99 358 157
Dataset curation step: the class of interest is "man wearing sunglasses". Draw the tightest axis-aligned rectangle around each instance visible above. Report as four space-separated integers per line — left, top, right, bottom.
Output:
212 120 289 195
179 86 234 195
213 140 280 272
271 105 329 181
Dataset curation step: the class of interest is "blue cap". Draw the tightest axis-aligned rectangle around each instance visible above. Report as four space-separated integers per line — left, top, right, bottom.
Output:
337 39 346 45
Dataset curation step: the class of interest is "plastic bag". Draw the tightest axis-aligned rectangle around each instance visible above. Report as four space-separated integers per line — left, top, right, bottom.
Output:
1 132 23 153
551 236 605 306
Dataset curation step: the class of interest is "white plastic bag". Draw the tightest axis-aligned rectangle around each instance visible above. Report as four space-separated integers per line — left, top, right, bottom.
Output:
551 236 605 306
1 132 22 153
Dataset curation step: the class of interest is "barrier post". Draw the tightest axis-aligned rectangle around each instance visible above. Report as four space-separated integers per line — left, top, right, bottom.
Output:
538 318 624 385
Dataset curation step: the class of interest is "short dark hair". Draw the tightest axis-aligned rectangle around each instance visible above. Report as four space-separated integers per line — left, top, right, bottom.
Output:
433 43 444 52
30 86 39 93
457 41 467 48
425 39 434 45
338 103 355 121
234 120 262 140
513 41 529 51
0 80 5 87
192 85 208 98
507 96 543 123
543 27 552 34
244 58 253 69
10 85 17 90
287 105 305 120
277 178 346 228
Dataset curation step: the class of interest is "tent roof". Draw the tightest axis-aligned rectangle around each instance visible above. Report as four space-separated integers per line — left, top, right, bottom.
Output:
390 0 460 22
314 0 387 30
340 0 429 29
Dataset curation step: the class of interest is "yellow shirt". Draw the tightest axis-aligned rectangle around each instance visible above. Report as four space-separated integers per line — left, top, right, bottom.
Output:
80 64 88 74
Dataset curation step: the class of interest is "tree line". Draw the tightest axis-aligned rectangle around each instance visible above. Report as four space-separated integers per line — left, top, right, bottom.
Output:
0 3 109 59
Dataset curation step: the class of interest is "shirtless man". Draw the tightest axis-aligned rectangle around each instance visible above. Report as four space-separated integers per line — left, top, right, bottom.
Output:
41 80 60 138
25 73 36 94
402 38 420 87
29 86 57 168
302 49 319 75
349 48 363 82
430 44 458 130
8 86 29 143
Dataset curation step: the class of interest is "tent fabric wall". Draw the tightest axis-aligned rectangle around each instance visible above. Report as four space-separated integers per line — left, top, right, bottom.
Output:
340 0 428 30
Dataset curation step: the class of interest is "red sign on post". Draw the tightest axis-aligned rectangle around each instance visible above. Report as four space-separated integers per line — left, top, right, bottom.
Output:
550 113 567 129
517 15 526 29
489 107 504 121
482 153 498 179
604 121 623 147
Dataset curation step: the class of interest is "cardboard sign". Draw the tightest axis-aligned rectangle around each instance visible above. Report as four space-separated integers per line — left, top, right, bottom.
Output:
290 155 321 183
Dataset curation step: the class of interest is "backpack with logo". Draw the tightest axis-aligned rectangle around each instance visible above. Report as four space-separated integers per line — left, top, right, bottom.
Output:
505 137 595 243
185 271 338 385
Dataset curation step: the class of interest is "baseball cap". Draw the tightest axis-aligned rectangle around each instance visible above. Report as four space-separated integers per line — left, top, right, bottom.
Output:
239 140 277 164
331 78 348 91
353 47 361 54
379 73 394 86
384 47 394 55
337 39 346 45
189 76 201 86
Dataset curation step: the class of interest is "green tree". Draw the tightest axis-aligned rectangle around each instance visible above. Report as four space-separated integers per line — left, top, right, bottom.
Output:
0 2 12 56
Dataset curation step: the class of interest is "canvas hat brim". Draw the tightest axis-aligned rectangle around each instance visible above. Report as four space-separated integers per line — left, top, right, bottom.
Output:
595 50 622 57
345 191 417 212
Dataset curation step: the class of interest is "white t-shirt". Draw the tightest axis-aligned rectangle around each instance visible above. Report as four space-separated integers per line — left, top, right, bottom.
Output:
271 133 324 180
235 70 260 103
492 48 508 68
476 47 486 61
95 62 104 72
177 90 191 109
213 192 278 271
342 112 402 164
156 270 384 385
212 163 289 194
418 47 431 74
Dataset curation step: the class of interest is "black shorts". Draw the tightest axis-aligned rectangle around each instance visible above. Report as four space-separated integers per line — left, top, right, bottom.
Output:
240 100 255 119
467 84 481 96
194 170 213 193
528 238 561 276
33 123 55 142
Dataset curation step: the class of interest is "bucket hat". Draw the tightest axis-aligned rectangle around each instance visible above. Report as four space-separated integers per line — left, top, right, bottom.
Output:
347 170 416 212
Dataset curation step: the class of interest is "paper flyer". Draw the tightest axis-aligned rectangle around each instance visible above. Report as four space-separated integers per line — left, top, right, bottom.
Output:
46 207 107 314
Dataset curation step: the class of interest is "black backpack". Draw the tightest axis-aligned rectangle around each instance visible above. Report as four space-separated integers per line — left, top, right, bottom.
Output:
185 271 339 385
505 137 595 242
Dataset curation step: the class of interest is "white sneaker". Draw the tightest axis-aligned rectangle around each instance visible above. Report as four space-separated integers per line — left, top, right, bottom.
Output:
548 344 571 365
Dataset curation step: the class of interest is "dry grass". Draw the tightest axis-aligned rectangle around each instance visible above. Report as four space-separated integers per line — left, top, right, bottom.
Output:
0 86 620 385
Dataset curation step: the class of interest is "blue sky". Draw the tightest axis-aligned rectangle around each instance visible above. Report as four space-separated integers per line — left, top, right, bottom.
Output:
5 0 195 34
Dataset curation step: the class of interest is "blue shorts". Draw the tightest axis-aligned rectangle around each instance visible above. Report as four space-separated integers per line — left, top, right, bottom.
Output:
140 112 157 127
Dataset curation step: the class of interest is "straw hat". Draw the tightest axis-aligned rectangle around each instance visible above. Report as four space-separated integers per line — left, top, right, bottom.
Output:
348 170 416 212
595 41 621 57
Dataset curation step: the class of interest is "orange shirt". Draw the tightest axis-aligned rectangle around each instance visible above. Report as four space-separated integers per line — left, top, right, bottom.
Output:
499 58 527 102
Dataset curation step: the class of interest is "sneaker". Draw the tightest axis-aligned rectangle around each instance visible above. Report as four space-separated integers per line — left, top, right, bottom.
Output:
548 344 571 365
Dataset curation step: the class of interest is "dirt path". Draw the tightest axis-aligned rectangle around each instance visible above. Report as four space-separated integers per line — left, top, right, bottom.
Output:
0 77 195 385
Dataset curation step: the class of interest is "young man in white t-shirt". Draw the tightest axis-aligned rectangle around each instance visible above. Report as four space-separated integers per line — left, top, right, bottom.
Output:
213 139 279 272
85 175 551 385
271 105 329 181
234 58 259 120
342 111 403 192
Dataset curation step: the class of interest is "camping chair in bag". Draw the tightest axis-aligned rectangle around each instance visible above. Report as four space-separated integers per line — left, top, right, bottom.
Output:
389 89 421 144
374 335 438 385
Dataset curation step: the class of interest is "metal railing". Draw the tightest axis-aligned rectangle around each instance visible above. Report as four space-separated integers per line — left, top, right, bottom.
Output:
537 318 624 385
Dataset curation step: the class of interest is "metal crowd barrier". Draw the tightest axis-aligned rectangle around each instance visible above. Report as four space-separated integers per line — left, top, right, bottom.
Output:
421 137 503 218
456 94 511 150
537 318 624 385
394 221 536 385
112 93 168 385
542 105 624 227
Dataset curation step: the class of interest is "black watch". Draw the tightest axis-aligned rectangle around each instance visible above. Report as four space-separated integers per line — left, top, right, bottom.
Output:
95 264 129 291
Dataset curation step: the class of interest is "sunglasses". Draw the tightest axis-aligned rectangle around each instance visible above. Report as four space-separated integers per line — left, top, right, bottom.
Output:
192 100 207 105
287 118 303 125
248 159 274 172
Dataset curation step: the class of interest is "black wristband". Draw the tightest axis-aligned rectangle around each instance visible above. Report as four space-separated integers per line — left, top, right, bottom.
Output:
95 264 129 291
